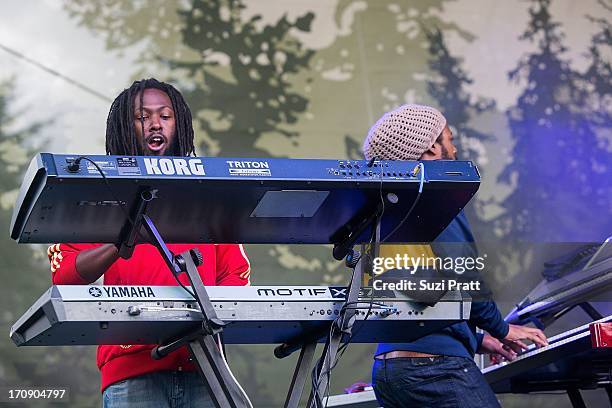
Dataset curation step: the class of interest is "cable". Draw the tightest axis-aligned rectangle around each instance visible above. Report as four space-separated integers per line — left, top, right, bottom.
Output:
177 277 196 299
73 157 250 405
216 334 254 408
74 156 196 298
314 170 387 407
527 391 572 395
382 162 425 242
312 161 394 407
327 267 377 379
377 160 386 241
69 157 135 225
325 165 387 404
320 165 389 405
322 164 425 386
315 270 378 408
337 181 385 350
0 42 111 102
310 278 354 407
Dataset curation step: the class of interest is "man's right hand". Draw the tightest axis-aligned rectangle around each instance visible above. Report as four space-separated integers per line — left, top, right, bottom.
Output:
501 324 548 354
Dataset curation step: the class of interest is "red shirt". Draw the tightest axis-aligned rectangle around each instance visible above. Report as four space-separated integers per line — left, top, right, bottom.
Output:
48 243 250 392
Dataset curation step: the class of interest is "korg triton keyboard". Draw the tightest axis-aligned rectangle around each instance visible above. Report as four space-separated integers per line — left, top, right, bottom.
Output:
10 153 479 245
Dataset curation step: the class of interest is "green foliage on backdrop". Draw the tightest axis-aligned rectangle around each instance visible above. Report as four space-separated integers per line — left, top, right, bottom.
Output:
498 0 611 241
1 0 610 406
0 80 99 407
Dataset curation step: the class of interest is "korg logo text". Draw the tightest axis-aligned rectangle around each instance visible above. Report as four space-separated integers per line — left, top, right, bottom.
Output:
144 158 205 176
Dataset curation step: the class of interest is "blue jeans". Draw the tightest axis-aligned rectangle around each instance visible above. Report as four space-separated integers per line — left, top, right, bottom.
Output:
372 356 500 408
103 371 215 408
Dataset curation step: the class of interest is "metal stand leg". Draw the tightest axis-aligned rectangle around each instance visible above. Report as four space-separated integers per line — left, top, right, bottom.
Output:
542 301 604 330
181 250 251 408
579 302 604 321
126 206 251 408
188 335 250 408
567 388 587 408
284 342 317 408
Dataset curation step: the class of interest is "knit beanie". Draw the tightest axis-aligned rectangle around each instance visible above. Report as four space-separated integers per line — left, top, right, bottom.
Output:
363 104 447 160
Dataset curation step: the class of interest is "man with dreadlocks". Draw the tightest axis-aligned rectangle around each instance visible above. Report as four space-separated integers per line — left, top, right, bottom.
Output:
47 78 251 408
105 78 196 157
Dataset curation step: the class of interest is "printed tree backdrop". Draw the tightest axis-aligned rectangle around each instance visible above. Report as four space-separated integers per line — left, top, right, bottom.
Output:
0 80 99 407
0 0 610 406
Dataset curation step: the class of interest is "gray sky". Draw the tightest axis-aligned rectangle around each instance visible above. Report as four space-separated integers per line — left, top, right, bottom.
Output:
0 0 137 154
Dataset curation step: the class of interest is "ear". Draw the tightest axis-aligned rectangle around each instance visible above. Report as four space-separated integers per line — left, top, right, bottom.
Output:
420 143 442 160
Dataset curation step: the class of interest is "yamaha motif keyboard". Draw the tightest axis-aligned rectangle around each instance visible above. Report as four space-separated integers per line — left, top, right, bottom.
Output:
10 153 479 244
483 315 612 394
11 285 470 346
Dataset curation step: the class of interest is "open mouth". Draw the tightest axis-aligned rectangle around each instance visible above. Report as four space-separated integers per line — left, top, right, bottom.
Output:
145 134 167 152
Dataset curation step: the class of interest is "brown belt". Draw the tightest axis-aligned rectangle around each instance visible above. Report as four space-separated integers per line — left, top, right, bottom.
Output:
375 351 440 360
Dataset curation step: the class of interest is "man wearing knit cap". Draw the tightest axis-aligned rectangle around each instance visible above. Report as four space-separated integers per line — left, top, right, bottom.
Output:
366 104 548 407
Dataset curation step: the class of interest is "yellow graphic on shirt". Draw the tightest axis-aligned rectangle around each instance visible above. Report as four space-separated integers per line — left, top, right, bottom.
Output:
363 244 436 285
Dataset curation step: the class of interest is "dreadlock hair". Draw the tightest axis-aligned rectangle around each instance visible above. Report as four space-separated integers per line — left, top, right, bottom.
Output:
105 78 196 156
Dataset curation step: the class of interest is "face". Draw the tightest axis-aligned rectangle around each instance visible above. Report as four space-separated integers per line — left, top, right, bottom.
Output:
420 125 457 160
439 125 457 160
133 88 176 156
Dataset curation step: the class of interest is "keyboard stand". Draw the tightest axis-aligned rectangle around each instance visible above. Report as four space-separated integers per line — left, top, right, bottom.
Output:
307 254 366 408
278 252 367 408
276 203 383 408
117 188 251 408
113 185 385 408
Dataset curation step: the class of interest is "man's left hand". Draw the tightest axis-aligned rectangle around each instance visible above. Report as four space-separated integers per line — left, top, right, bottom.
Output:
502 324 548 354
478 333 517 363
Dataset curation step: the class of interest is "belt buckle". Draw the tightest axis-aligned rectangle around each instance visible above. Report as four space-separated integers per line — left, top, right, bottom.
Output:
412 356 439 366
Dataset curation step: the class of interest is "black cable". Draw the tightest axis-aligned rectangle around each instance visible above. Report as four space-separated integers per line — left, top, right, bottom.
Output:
176 274 196 299
312 266 357 402
311 161 392 407
339 163 386 352
313 166 387 408
318 162 425 404
322 166 388 404
326 165 424 380
527 391 572 395
310 277 352 407
0 42 111 102
70 157 135 225
382 162 424 242
73 156 196 298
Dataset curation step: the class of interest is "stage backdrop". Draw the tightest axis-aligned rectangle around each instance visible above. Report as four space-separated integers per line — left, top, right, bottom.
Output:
0 0 609 406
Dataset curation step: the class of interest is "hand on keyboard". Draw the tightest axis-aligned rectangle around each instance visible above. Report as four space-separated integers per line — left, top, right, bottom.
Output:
502 324 548 354
479 333 517 362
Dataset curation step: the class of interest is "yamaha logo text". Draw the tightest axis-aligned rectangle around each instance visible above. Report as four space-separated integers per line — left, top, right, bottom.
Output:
88 286 156 298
